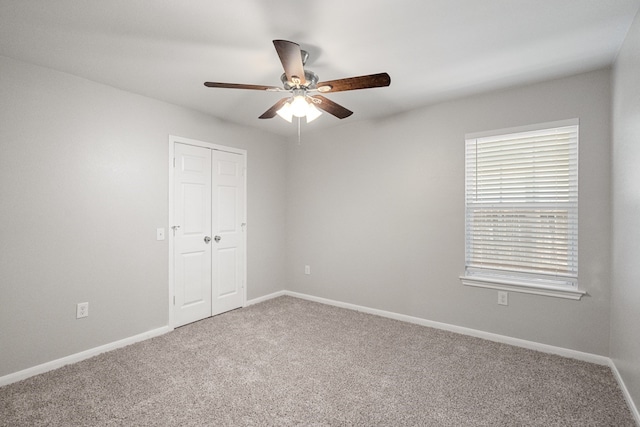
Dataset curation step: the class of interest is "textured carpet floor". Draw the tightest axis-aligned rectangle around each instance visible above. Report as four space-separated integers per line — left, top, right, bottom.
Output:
0 296 635 426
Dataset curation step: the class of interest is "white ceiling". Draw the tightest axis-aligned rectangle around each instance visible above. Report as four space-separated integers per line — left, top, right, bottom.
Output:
1 0 639 136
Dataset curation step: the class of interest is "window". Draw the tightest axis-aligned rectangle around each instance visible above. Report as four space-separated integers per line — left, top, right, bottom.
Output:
460 120 584 300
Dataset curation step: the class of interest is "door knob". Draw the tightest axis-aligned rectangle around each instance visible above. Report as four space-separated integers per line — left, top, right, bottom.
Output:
214 235 221 243
204 236 211 244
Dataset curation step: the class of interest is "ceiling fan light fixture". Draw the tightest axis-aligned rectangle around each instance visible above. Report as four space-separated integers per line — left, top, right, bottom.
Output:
276 94 323 123
305 102 322 123
276 102 293 122
290 95 309 118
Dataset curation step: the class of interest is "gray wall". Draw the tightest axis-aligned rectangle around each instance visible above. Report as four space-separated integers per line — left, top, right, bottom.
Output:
612 9 640 411
286 68 612 355
0 56 287 377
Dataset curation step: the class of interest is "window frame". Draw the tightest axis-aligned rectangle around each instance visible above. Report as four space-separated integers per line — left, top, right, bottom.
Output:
460 119 585 300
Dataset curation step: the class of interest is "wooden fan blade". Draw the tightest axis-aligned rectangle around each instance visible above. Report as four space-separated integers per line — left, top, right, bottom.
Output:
273 40 306 86
204 82 281 91
309 95 353 119
316 72 391 93
259 98 290 119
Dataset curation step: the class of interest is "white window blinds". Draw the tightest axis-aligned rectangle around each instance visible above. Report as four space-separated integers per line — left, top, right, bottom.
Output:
464 123 578 288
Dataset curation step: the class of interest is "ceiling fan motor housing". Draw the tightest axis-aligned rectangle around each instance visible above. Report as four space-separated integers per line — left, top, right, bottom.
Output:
281 70 319 90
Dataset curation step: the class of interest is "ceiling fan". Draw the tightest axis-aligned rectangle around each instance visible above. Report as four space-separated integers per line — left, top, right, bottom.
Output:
204 40 391 123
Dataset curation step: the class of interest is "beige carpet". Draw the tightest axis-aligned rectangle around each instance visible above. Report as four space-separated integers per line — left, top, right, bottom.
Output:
0 296 635 426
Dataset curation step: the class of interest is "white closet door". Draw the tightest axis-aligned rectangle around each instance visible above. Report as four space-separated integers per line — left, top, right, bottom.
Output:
211 149 246 316
173 143 213 327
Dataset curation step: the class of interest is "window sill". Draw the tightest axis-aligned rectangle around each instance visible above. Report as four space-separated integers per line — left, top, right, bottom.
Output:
460 275 586 300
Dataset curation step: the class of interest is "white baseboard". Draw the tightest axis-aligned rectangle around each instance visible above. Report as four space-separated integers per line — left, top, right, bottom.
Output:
245 290 286 307
609 359 640 425
284 291 610 364
0 325 171 387
1 291 286 387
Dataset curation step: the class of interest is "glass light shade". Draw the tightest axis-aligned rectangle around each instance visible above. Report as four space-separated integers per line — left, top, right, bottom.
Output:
276 102 293 123
290 95 308 118
305 103 322 123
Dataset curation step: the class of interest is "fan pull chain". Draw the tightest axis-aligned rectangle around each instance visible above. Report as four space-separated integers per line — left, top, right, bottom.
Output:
297 116 301 145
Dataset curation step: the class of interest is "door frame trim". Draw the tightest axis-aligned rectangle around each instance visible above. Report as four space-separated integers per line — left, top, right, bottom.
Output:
168 135 247 329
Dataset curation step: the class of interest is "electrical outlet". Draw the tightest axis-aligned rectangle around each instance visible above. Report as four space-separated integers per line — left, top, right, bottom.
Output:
304 265 311 275
76 302 89 319
498 291 508 306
